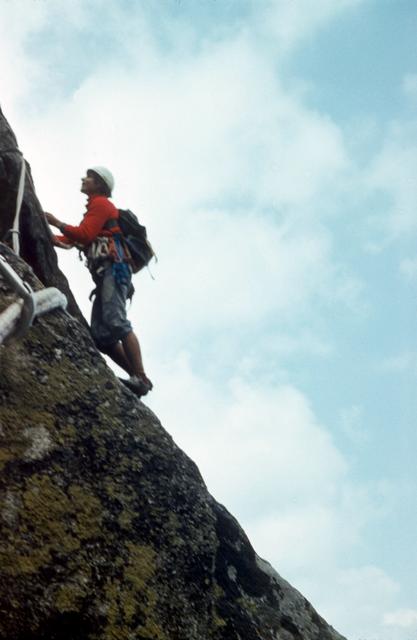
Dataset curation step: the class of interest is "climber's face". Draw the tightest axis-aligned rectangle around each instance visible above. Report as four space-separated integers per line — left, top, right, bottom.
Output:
81 171 100 196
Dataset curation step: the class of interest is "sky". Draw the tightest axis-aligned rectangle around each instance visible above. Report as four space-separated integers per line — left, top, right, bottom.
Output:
1 0 416 638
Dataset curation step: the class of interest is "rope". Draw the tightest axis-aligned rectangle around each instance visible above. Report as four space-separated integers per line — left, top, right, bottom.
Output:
0 254 67 344
1 148 26 254
10 154 26 255
0 286 67 345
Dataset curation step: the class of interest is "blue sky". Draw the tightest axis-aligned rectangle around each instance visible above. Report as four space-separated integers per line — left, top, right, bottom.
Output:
1 1 417 638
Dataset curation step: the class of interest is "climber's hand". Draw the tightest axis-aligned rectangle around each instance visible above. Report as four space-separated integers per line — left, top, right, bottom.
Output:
52 237 73 250
44 212 61 228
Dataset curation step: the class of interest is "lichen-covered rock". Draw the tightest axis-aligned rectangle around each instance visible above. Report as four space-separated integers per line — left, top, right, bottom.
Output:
0 110 346 640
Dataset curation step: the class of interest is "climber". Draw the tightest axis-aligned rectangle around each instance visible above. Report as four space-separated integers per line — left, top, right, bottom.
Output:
44 167 152 398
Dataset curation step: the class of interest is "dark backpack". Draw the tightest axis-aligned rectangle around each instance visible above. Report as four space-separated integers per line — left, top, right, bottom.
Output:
108 209 156 274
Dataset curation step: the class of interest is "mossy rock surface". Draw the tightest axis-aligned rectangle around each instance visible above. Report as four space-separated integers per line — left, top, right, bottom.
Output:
0 245 346 640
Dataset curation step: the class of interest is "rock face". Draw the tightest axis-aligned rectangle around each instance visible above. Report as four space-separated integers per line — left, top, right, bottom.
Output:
0 109 346 640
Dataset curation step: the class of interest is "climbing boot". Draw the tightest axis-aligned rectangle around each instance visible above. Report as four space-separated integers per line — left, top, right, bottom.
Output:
120 375 152 397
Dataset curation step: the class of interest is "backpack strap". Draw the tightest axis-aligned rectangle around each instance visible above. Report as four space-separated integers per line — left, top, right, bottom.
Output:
104 218 118 231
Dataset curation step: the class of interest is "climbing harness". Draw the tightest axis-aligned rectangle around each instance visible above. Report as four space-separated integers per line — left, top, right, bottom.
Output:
0 149 68 345
85 234 131 287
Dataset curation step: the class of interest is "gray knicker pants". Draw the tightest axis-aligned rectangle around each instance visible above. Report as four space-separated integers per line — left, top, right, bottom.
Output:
90 262 132 350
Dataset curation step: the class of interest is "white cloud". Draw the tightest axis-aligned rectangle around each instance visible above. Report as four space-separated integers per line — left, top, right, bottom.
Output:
380 352 417 374
0 0 93 118
0 1 47 110
339 404 367 444
327 566 401 640
142 214 336 344
256 0 364 54
248 503 356 574
365 125 417 238
403 73 417 99
358 79 417 251
148 358 347 515
384 609 417 628
259 329 334 359
400 257 417 280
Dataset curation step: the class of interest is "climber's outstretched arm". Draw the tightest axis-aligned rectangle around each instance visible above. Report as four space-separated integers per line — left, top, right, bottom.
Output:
44 212 74 249
44 211 65 231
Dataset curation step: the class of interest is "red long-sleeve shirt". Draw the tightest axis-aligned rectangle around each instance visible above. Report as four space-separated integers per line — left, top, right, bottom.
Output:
58 195 120 246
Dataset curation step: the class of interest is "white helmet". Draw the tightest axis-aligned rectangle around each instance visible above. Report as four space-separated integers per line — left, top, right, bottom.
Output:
89 166 114 194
